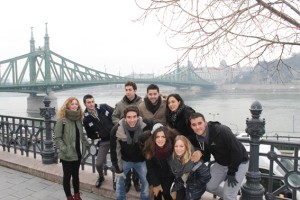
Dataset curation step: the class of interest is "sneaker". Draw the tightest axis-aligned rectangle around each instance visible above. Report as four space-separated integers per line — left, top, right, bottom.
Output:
133 180 141 192
95 176 105 188
125 182 131 193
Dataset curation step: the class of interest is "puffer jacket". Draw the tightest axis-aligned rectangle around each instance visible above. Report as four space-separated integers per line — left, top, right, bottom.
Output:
185 161 211 200
170 160 211 200
54 118 89 161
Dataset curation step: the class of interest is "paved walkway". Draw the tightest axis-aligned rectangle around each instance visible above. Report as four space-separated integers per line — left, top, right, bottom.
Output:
0 150 222 200
0 165 110 200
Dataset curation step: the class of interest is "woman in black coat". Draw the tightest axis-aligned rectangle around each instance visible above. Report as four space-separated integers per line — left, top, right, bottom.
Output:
165 94 195 140
143 126 176 200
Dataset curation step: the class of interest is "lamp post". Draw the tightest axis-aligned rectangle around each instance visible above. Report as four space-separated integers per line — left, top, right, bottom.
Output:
209 112 219 121
40 95 57 164
241 100 265 200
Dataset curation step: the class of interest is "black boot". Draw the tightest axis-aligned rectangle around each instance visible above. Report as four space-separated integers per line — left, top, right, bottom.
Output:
95 176 105 188
125 182 131 193
133 179 141 192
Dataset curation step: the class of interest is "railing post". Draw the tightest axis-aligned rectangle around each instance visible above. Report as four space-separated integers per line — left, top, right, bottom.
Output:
241 100 265 200
40 95 57 164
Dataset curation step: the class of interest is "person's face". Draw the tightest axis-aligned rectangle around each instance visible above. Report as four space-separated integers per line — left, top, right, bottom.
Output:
147 89 159 104
174 139 186 157
84 98 95 111
190 117 207 137
155 131 166 147
69 99 79 111
168 96 180 112
125 86 136 101
125 111 138 127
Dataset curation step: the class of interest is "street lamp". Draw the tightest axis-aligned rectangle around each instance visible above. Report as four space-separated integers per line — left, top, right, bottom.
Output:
40 95 57 164
209 113 219 121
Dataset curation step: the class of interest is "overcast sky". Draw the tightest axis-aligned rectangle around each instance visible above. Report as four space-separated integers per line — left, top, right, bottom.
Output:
0 0 180 76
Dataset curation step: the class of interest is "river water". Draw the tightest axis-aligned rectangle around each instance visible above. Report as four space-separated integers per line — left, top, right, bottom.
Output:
0 85 299 137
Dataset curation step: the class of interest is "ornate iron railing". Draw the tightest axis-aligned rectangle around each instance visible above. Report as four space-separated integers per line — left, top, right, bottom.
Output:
0 114 299 199
0 115 112 173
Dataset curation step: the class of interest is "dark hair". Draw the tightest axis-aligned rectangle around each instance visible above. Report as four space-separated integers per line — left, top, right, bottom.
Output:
125 81 137 91
189 112 206 122
147 84 159 93
123 105 140 117
83 94 94 104
166 93 184 108
143 126 174 160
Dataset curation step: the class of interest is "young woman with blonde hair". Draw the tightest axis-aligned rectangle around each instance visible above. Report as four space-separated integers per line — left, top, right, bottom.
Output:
54 97 89 200
169 135 211 200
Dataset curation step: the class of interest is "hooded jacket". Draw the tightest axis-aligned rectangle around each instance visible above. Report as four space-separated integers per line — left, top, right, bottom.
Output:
190 121 248 176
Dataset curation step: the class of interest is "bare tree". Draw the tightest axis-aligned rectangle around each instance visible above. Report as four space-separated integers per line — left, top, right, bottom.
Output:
135 0 300 74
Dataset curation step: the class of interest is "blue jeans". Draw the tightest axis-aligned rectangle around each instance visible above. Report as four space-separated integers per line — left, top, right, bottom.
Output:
116 160 149 200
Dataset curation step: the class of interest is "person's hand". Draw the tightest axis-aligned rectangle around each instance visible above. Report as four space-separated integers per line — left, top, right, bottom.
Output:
112 165 125 179
191 150 202 162
113 165 123 174
225 175 238 187
152 185 163 197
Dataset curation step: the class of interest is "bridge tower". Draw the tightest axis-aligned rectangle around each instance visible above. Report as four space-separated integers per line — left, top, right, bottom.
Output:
27 24 57 116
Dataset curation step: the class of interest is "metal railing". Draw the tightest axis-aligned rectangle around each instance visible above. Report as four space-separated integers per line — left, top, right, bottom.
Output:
0 114 112 173
0 99 299 199
239 137 300 200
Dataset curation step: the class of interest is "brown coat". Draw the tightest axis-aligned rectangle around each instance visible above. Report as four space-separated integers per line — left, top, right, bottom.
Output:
138 96 167 125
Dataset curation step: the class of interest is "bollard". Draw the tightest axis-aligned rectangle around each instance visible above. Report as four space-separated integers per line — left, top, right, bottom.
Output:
40 95 57 164
241 100 265 200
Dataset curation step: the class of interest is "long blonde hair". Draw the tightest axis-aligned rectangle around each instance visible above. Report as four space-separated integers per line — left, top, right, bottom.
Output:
173 135 193 164
56 96 84 120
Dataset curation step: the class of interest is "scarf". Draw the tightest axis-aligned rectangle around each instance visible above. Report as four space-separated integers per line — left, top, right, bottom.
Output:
155 145 172 160
168 155 194 178
144 96 162 114
168 104 185 126
122 117 144 145
65 109 81 121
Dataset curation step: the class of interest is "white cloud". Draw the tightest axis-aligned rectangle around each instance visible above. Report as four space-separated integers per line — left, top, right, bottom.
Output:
0 0 178 76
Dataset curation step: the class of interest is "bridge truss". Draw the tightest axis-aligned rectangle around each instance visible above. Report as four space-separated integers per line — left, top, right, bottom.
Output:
0 28 215 94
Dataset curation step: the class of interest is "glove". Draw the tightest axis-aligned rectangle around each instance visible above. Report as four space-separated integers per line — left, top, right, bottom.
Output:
225 175 238 188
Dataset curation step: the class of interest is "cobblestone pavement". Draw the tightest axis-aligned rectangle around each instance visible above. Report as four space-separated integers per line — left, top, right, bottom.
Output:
0 165 112 200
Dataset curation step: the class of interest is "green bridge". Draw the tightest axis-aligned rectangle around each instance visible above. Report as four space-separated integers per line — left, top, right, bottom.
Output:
0 25 215 95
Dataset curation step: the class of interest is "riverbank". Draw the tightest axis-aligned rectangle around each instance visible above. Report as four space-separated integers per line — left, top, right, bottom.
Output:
215 84 300 94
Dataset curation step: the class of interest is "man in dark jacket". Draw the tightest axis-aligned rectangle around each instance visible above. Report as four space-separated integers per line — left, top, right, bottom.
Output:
189 112 249 200
110 105 153 200
83 94 114 188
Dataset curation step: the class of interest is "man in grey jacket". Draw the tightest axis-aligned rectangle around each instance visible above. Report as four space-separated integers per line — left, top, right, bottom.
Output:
112 81 142 192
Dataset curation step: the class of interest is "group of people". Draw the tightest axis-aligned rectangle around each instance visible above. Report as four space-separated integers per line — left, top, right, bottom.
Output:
54 81 249 200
